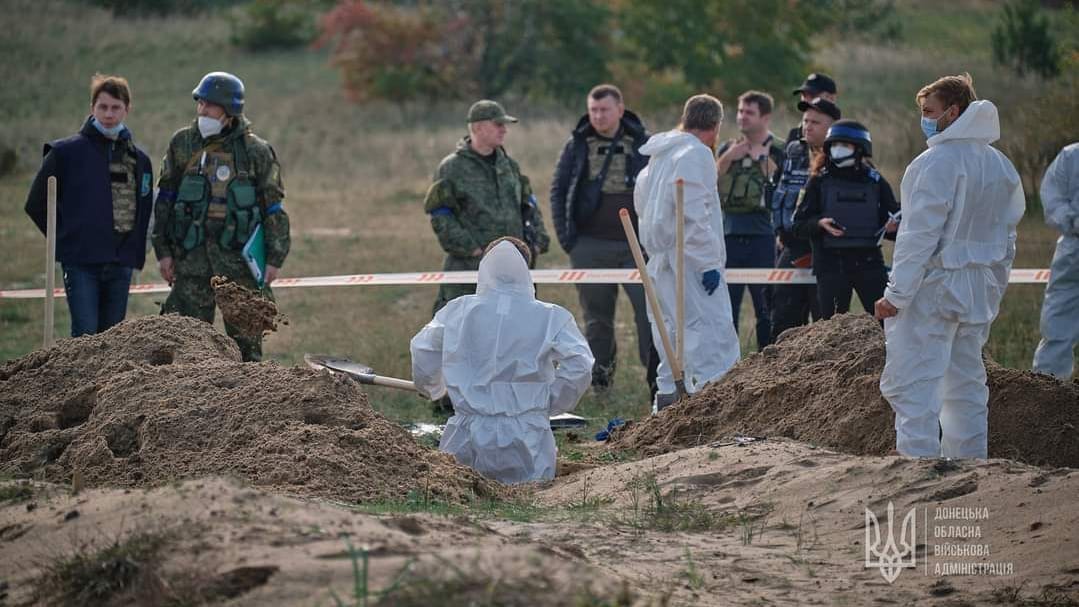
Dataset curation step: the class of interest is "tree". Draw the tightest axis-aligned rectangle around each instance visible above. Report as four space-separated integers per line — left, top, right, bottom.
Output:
991 0 1061 79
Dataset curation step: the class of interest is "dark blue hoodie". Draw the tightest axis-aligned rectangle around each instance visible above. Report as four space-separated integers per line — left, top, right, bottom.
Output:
25 117 153 269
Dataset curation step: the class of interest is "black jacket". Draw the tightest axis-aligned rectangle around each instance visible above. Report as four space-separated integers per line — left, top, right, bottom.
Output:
792 162 899 275
549 110 649 252
25 117 153 269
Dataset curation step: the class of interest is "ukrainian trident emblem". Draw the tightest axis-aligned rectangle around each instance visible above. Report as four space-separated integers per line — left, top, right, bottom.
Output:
864 502 918 583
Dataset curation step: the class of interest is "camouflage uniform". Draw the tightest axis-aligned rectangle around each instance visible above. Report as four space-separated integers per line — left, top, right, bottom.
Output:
152 117 290 361
424 136 550 314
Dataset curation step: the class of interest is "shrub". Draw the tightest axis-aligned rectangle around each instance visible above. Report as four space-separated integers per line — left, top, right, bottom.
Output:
231 0 319 51
991 0 1062 79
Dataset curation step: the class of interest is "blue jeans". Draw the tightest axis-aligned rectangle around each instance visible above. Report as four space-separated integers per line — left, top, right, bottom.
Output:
61 262 133 337
725 234 774 350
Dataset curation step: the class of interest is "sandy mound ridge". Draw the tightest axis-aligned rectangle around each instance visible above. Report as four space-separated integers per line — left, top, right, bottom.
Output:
0 315 501 503
611 313 1079 468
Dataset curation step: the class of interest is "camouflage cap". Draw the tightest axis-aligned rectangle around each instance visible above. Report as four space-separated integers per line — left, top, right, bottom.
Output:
467 100 518 124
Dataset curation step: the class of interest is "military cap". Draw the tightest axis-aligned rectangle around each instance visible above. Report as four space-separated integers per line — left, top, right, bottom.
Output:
467 100 518 124
797 97 841 121
792 73 837 96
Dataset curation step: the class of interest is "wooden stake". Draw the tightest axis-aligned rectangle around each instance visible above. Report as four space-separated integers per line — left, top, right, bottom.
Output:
619 208 687 399
44 176 57 348
675 178 685 375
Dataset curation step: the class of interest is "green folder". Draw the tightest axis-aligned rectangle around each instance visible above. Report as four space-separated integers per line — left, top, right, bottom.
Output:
242 224 266 287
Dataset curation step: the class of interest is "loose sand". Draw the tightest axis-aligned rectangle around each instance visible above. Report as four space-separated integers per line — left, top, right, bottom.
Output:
610 314 1079 468
0 315 501 505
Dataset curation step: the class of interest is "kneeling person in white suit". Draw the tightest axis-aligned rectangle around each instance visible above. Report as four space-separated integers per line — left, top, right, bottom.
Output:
875 74 1025 459
410 238 594 484
634 94 741 411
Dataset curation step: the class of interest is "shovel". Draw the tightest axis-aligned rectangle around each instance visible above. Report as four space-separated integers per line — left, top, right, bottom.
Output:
303 354 587 429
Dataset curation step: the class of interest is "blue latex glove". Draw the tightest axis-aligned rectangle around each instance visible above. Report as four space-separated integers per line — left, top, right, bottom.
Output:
594 417 626 442
702 269 720 295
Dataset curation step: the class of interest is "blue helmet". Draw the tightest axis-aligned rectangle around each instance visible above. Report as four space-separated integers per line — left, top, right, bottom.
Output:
825 119 872 157
192 72 245 116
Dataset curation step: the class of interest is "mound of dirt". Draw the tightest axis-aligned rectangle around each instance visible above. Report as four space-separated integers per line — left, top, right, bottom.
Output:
611 313 1079 468
0 315 502 503
211 276 285 337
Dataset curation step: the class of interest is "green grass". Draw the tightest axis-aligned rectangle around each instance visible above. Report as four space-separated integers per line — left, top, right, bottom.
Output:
1 0 1072 432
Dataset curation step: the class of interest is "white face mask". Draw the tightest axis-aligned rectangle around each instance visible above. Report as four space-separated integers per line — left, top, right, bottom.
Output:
829 143 855 160
197 116 224 139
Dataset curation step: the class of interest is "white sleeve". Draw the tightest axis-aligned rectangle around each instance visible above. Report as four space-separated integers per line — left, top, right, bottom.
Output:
884 162 953 309
409 314 448 401
1041 146 1078 234
547 315 594 416
679 152 725 274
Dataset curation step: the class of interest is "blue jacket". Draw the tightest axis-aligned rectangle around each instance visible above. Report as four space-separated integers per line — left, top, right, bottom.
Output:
25 117 154 269
549 110 649 252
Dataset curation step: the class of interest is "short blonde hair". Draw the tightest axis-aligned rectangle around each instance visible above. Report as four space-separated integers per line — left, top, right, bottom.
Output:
916 73 977 114
680 94 723 132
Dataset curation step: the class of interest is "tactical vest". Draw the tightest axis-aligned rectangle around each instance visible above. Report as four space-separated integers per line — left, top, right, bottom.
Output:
771 141 810 233
109 142 139 233
169 137 259 252
820 171 882 249
719 137 783 215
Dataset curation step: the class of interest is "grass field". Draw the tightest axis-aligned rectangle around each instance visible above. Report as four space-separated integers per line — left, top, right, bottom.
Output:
0 0 1070 431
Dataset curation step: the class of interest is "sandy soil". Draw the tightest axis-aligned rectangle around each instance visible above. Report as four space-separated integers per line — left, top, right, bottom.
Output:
611 314 1079 469
2 441 1076 606
1 313 1077 606
211 276 285 337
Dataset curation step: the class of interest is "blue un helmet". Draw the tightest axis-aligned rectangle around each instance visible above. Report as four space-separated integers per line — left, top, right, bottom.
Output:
824 119 872 158
192 72 245 116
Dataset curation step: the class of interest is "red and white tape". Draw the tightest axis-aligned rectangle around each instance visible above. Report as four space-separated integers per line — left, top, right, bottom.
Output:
0 268 1053 299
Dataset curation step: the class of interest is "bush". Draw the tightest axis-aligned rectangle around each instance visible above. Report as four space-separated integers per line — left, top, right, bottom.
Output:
83 0 242 16
991 0 1062 79
231 0 319 51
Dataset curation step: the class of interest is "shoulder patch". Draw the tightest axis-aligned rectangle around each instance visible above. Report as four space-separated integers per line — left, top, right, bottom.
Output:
868 168 881 182
423 179 458 213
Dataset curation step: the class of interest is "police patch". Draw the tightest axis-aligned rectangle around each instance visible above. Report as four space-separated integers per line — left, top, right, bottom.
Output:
141 173 152 197
216 165 231 182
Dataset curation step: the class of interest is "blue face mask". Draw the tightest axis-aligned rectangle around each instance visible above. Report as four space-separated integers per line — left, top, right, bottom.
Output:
91 116 125 140
920 106 953 140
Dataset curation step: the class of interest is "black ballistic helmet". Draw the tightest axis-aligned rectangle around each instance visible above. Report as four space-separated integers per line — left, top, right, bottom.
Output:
824 119 872 157
192 72 245 116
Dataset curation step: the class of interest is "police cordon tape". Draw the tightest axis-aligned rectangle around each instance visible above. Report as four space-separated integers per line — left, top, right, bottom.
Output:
0 268 1054 299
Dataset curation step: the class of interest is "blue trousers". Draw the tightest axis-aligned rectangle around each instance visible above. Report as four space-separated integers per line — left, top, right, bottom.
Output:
61 262 133 337
725 234 773 350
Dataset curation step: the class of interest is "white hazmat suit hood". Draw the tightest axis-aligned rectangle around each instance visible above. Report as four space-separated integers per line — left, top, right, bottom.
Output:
634 129 740 397
409 241 594 484
880 99 1025 459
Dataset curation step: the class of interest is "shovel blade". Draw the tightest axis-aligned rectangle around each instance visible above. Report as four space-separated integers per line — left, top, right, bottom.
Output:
304 353 374 376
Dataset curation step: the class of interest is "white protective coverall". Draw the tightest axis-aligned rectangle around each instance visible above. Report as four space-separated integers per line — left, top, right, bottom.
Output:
634 130 740 397
1032 142 1079 378
409 241 594 484
880 100 1025 459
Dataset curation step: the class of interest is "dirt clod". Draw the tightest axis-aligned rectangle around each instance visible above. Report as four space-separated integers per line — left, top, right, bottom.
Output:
611 313 1079 468
211 276 285 337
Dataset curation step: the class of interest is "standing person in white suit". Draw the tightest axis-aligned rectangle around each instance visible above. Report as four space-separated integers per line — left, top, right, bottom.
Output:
1032 142 1079 379
410 238 594 484
634 94 741 412
875 74 1025 459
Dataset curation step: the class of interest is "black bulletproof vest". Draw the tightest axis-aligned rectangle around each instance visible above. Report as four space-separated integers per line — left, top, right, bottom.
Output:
820 176 881 248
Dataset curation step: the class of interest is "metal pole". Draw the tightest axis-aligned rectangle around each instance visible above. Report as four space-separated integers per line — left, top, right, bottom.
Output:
44 176 57 348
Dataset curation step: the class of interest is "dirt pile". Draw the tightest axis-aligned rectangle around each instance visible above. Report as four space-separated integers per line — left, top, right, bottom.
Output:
611 313 1079 468
0 315 502 503
211 276 284 337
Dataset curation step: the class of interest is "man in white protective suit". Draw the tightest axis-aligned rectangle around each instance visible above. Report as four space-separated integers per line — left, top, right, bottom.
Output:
1032 142 1079 379
875 74 1025 459
409 238 594 484
634 94 741 412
